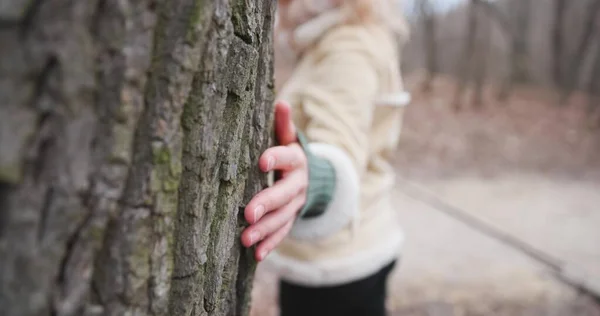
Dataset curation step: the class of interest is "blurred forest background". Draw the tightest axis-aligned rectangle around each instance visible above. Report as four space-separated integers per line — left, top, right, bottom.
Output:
395 0 600 178
405 0 600 103
253 1 600 315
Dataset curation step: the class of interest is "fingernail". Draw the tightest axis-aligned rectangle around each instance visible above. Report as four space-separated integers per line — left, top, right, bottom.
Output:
249 231 260 245
267 157 275 170
259 250 268 261
253 205 265 222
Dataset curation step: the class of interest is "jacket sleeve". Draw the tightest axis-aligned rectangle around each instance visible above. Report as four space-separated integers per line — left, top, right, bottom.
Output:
289 33 379 241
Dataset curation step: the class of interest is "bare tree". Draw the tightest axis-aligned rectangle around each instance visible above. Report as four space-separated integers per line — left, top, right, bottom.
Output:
473 11 492 108
453 0 479 110
473 0 514 100
457 0 532 101
473 0 512 35
419 0 439 92
552 0 568 87
561 0 600 103
498 0 532 100
0 1 274 316
586 36 600 126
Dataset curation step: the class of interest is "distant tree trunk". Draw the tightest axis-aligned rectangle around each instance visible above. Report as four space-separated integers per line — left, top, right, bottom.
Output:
420 0 438 92
473 12 492 109
587 39 600 127
0 1 274 316
498 0 532 101
561 0 600 103
453 0 479 111
510 0 532 84
472 0 520 101
474 0 511 36
552 0 568 87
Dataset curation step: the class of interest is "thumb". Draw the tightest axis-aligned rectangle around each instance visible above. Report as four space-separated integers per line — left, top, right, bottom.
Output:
275 101 297 145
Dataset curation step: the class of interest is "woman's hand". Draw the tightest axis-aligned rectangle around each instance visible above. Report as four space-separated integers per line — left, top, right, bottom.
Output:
241 101 308 261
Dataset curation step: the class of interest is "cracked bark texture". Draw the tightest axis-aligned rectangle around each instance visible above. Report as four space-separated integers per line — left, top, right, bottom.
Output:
0 0 274 315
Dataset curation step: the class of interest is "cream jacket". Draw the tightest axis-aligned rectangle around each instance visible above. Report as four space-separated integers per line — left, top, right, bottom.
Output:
266 8 411 286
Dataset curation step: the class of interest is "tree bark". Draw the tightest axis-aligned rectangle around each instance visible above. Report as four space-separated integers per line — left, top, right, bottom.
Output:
0 1 274 316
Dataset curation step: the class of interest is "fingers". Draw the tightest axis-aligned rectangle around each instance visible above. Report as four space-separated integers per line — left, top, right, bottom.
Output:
258 144 306 173
241 193 306 249
243 170 307 224
255 221 294 261
275 101 297 145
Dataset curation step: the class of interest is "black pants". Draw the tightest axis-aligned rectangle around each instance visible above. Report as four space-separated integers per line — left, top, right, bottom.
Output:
279 261 396 316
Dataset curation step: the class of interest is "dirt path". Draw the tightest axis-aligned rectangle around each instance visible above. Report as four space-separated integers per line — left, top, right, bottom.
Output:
416 174 600 278
390 173 600 315
250 173 600 315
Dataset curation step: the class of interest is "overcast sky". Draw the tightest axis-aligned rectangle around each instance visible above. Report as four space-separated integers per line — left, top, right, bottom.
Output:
402 0 467 15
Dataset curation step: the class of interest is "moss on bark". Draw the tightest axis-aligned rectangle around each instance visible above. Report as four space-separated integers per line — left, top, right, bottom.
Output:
0 0 274 315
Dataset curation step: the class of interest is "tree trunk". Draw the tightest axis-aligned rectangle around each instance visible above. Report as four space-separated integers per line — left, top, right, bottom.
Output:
560 0 600 103
498 0 532 101
510 0 532 84
552 0 567 87
0 1 274 316
473 10 492 109
586 38 600 127
453 0 479 111
419 0 438 92
474 0 511 41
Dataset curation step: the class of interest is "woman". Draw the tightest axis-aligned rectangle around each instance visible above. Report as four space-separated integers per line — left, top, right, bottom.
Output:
241 0 411 315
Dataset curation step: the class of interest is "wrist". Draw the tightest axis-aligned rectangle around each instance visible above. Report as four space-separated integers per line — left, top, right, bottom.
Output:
296 132 336 218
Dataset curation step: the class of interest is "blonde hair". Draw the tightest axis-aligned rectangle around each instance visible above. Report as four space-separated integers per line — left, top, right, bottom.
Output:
344 0 410 40
275 0 409 90
279 0 409 40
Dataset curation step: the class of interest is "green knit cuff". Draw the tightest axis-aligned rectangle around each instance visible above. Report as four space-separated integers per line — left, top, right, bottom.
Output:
296 132 337 218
